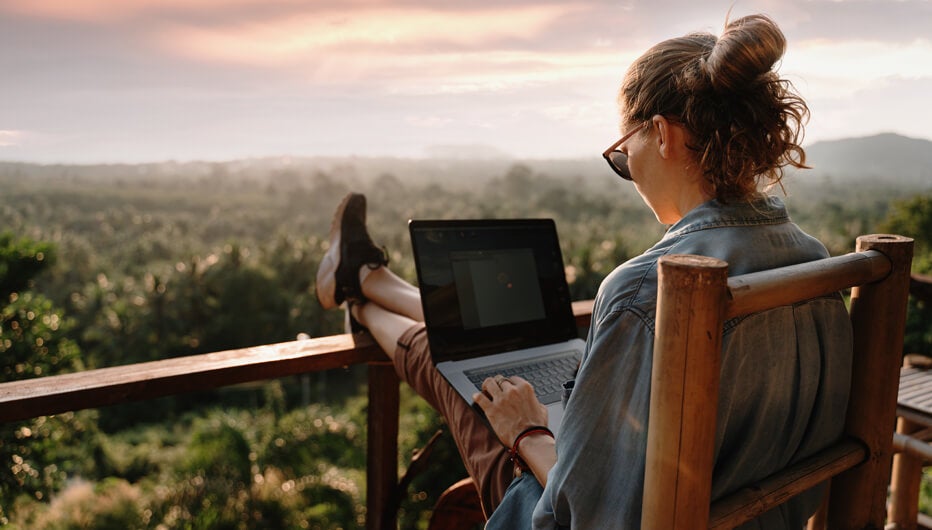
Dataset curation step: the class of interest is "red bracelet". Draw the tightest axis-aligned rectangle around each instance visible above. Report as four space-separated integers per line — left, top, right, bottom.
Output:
509 426 554 470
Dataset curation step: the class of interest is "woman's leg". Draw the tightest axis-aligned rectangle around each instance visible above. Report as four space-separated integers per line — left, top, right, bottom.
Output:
386 319 517 517
349 276 515 516
318 193 514 514
353 298 417 359
353 265 422 356
363 266 422 320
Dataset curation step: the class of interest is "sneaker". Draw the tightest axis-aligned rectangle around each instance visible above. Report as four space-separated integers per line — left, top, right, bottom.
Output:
316 193 389 310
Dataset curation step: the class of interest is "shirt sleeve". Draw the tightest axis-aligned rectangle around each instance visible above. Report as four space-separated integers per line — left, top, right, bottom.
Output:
533 307 654 529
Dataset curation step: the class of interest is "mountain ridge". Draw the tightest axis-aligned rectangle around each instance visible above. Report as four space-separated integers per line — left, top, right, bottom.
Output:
803 133 931 185
2 133 929 188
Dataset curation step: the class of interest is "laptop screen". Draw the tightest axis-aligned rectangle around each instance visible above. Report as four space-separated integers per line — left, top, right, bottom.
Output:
409 219 578 363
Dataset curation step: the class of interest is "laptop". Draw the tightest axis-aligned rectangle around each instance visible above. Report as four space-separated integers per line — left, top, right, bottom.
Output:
408 218 586 432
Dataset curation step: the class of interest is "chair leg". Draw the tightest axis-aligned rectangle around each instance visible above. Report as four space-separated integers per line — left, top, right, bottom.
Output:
890 417 924 530
806 482 830 530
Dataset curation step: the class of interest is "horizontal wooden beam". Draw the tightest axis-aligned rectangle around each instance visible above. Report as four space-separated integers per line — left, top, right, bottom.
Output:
0 333 384 423
709 438 867 530
893 432 932 462
726 249 890 319
0 302 595 424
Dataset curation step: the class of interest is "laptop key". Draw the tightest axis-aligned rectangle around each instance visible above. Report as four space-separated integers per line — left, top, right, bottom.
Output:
465 353 579 399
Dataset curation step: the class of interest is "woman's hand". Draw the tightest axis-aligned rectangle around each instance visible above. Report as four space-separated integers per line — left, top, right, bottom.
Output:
473 375 549 447
474 375 556 487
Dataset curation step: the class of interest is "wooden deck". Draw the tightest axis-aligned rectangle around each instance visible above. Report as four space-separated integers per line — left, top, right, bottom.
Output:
899 367 932 426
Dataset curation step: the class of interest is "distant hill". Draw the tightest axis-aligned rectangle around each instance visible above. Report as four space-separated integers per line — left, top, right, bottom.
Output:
804 133 932 186
2 132 929 189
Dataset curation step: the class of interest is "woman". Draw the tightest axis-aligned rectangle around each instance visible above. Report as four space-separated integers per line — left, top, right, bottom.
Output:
316 14 852 529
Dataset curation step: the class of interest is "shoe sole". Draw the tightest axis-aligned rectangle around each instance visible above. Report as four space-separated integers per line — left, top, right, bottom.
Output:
315 193 354 309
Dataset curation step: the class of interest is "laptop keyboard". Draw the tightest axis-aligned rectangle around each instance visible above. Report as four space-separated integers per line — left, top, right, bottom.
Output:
465 353 579 404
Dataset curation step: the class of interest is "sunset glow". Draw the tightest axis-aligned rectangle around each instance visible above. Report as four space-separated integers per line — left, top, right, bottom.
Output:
2 0 930 163
158 5 576 64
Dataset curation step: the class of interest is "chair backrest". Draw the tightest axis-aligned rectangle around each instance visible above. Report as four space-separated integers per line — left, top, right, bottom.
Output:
640 234 914 530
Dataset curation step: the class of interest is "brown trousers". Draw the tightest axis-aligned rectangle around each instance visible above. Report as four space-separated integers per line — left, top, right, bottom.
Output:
393 323 515 517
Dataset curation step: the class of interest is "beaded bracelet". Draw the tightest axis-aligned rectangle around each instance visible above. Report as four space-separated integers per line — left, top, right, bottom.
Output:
509 426 554 470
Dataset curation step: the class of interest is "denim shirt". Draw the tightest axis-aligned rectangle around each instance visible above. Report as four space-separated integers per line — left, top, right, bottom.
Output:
487 196 853 529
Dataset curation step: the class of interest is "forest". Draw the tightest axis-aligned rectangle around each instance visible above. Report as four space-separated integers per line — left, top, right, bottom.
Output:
1 158 930 529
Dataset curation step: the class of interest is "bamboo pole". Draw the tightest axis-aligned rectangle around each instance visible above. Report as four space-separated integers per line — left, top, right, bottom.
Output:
710 440 865 530
726 250 889 319
828 234 914 529
641 254 728 530
894 431 932 462
890 418 926 530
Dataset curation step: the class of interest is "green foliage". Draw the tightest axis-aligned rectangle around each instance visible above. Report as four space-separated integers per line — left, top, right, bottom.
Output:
261 408 364 474
0 232 54 298
0 411 103 527
904 298 932 357
879 195 932 262
1 291 82 380
7 478 146 530
876 194 932 357
183 419 253 485
920 469 932 518
394 387 469 530
8 406 371 529
781 178 906 256
1 163 928 527
0 234 101 526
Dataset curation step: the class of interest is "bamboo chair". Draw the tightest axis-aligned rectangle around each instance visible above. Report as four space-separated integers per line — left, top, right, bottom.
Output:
642 234 914 529
427 478 485 530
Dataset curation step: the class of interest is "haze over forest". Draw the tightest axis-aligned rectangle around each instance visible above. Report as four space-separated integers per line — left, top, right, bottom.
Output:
3 133 930 190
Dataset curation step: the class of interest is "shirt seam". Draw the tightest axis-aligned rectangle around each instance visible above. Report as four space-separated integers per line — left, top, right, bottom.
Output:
665 214 790 240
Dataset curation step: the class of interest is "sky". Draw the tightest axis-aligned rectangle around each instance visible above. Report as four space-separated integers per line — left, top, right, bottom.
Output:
1 0 931 164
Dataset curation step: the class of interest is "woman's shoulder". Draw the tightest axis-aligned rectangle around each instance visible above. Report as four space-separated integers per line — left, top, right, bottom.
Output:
595 242 670 318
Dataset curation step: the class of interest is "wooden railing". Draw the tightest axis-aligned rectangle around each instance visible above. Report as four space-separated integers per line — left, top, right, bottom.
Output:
0 299 594 530
912 273 932 305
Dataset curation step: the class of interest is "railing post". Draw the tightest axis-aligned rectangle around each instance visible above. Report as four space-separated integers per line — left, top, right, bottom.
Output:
367 361 400 530
641 254 729 530
889 417 923 529
828 234 914 529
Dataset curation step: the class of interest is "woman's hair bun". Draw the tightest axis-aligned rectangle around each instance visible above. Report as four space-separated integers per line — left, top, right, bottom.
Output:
703 14 786 94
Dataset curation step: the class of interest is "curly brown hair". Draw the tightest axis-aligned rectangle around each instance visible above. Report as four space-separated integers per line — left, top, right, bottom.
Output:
619 14 809 202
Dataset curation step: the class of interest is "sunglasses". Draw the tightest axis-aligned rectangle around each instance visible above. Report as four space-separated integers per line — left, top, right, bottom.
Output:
602 122 649 181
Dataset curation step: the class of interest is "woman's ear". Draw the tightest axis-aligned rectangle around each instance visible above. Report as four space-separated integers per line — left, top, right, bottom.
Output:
653 115 680 160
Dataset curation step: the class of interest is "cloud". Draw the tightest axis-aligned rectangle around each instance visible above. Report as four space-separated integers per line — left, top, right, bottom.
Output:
155 5 579 64
2 0 931 163
783 38 932 97
0 130 24 147
140 3 634 96
0 0 318 23
780 0 932 45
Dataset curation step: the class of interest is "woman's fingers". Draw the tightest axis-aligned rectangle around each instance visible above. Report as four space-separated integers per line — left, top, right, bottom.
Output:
506 376 533 394
480 376 501 396
473 374 549 446
480 374 539 402
473 389 491 408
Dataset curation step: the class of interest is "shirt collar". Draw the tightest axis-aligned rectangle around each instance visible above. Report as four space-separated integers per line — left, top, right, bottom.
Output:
662 195 789 240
